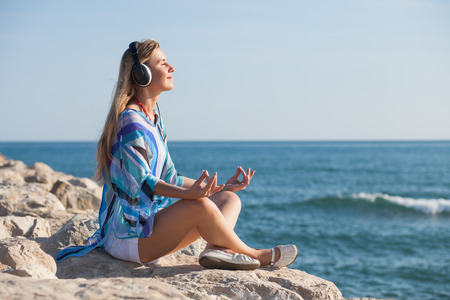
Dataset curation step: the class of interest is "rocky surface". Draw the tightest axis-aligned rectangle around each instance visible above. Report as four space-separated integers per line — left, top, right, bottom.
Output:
0 215 51 239
0 154 348 299
0 272 186 300
0 237 57 279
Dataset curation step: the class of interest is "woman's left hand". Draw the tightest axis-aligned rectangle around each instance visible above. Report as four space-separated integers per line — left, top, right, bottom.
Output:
223 167 255 192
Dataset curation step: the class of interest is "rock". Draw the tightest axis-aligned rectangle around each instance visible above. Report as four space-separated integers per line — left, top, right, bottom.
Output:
50 180 101 211
9 263 57 279
161 238 207 266
23 162 58 184
0 237 57 279
68 177 101 191
39 210 76 235
0 184 65 217
56 239 207 279
162 257 343 300
0 158 60 186
0 169 25 185
24 174 52 184
0 215 51 239
28 162 55 174
0 263 10 272
0 158 27 172
40 212 98 257
0 273 186 300
57 239 343 300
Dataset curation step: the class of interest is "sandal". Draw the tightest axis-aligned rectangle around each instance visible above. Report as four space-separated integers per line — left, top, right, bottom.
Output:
270 244 298 268
199 249 261 270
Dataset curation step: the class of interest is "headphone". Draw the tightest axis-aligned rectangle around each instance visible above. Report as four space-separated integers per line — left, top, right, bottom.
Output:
129 41 152 87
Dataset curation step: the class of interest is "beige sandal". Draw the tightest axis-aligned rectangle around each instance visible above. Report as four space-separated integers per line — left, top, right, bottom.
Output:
199 249 261 270
270 244 298 267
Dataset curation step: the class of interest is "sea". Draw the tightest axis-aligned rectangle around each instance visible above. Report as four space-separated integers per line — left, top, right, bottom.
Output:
0 141 449 300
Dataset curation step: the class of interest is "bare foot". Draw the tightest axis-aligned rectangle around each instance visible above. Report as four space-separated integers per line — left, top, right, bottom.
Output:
257 247 281 266
202 244 281 266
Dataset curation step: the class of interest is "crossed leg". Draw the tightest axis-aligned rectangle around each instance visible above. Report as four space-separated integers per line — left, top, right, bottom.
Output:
165 190 242 254
138 191 278 265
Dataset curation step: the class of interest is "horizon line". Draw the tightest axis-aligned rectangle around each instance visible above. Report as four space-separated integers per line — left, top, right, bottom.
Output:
0 139 449 143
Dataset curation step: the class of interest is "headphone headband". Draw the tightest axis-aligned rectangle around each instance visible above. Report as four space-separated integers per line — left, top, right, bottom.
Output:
129 41 138 54
129 42 139 62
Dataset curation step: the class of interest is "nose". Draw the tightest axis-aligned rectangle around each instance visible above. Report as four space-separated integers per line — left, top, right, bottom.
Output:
168 63 175 73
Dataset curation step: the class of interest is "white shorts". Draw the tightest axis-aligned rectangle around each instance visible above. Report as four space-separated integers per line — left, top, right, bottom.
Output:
103 232 159 265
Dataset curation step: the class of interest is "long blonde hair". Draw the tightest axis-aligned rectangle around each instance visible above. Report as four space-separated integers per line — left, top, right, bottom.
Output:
95 39 160 183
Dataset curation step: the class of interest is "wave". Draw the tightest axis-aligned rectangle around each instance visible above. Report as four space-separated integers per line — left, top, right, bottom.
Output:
297 193 450 215
350 193 450 215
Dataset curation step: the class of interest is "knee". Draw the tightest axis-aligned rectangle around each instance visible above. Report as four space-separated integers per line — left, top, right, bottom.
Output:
188 197 221 216
221 191 242 212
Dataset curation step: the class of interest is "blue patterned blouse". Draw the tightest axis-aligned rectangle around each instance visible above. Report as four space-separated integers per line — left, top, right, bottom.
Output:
57 109 183 262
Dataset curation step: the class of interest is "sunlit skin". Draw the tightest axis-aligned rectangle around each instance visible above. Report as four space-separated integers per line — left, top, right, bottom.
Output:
126 48 281 265
127 48 174 124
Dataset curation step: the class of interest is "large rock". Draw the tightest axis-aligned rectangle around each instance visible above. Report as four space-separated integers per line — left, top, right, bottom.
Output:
28 162 55 175
0 169 25 185
39 210 76 235
0 272 186 299
0 215 51 239
0 158 27 173
0 158 101 214
0 184 65 217
57 239 343 300
68 177 102 191
22 161 76 185
0 237 57 279
164 267 342 300
40 212 98 257
22 162 56 184
50 180 101 211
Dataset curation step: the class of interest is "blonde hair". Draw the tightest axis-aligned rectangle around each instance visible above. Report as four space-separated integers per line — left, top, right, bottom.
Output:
95 39 160 183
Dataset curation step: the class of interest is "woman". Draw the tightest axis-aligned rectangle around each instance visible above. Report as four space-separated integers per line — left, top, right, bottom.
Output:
57 39 298 270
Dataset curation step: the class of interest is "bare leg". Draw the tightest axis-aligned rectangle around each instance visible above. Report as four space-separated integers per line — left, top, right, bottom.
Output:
159 190 242 255
138 195 279 265
203 191 241 252
210 191 242 229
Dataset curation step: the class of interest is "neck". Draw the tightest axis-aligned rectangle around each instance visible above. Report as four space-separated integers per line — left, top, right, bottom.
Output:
135 88 160 114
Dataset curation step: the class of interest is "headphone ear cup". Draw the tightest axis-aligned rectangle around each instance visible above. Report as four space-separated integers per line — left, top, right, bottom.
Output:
131 63 152 87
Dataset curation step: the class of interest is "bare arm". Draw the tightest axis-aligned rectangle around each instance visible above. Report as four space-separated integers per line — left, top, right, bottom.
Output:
182 176 197 188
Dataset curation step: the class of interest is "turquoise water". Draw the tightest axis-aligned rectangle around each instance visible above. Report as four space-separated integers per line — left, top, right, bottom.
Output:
1 141 449 300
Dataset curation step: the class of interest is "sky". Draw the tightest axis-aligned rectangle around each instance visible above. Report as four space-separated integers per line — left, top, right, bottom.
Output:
0 0 449 141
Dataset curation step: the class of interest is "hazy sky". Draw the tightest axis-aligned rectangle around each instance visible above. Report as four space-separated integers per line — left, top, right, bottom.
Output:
1 0 449 141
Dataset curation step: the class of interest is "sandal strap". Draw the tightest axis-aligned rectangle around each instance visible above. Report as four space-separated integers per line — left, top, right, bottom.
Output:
270 247 275 267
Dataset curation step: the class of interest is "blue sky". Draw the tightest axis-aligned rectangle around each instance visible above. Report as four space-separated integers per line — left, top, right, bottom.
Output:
1 0 449 141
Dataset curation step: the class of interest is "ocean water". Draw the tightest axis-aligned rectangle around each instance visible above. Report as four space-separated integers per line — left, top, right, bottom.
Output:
1 141 449 300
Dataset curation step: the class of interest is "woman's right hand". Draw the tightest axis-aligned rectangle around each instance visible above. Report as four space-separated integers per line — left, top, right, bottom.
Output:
184 170 224 199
